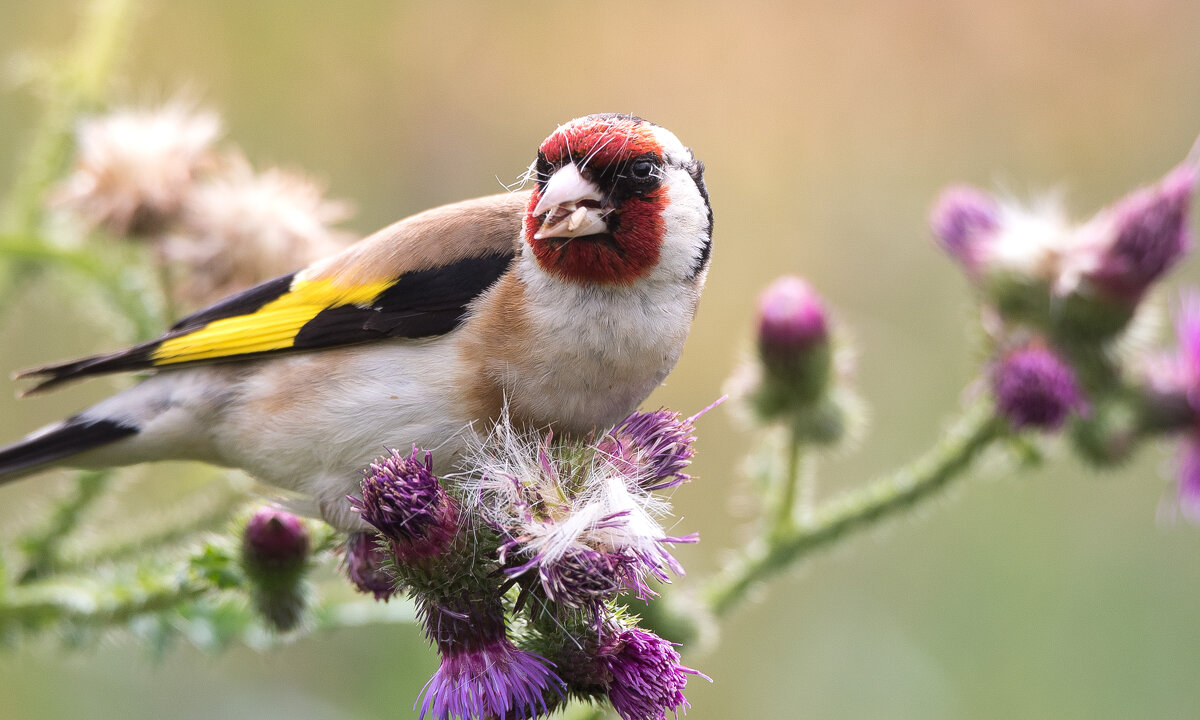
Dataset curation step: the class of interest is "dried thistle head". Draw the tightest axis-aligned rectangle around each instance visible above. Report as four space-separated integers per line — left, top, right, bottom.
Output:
164 153 354 307
54 100 222 236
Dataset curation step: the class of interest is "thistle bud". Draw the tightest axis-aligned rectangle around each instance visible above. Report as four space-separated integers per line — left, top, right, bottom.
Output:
1084 165 1195 301
241 507 310 631
343 531 397 601
350 447 458 564
754 276 832 405
991 345 1086 431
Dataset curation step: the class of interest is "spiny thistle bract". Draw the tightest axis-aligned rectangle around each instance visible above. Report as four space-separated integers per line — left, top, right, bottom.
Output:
347 407 713 719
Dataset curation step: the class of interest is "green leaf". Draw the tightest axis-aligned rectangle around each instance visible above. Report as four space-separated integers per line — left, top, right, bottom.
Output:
189 544 243 590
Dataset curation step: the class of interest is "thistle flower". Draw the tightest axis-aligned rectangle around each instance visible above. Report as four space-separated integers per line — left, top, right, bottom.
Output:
524 544 630 609
417 594 562 720
1076 164 1195 301
598 406 710 491
930 185 1001 276
53 101 222 236
991 345 1086 431
931 163 1195 341
599 626 704 720
1140 293 1200 521
240 507 310 631
500 472 694 606
166 155 353 306
460 411 696 607
343 531 396 601
350 447 458 563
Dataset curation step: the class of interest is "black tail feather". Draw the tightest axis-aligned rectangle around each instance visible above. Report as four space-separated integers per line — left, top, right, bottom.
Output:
14 341 160 396
0 416 138 481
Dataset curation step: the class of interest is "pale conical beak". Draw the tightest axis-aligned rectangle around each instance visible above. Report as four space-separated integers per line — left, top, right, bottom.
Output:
532 162 611 240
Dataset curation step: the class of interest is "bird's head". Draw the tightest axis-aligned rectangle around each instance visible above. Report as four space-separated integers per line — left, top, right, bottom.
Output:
524 114 712 286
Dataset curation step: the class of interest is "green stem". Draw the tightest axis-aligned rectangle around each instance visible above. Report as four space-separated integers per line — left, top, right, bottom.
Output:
1 0 136 236
705 402 1004 617
770 425 805 539
45 489 248 576
0 234 162 339
0 574 208 629
0 0 137 317
155 257 179 328
16 470 112 584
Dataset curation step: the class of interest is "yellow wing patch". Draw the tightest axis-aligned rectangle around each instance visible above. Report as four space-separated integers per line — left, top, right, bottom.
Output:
151 277 392 365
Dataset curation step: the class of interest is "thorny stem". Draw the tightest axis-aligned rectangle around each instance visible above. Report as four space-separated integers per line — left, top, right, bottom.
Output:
796 452 818 528
0 574 208 629
0 0 136 310
0 235 163 340
704 402 1004 617
39 486 248 577
16 470 112 584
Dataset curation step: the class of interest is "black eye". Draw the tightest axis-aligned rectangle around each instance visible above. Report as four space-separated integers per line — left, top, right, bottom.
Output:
631 159 655 180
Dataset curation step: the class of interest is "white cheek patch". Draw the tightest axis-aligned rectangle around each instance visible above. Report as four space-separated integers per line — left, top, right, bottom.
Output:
652 166 711 281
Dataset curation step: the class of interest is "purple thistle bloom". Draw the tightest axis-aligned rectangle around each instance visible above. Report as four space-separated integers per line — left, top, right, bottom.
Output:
530 545 625 608
600 409 701 490
991 345 1086 431
417 595 562 720
343 531 396 601
349 447 458 562
930 185 1000 274
512 542 651 610
1086 164 1195 299
501 512 696 608
419 641 561 720
600 627 705 720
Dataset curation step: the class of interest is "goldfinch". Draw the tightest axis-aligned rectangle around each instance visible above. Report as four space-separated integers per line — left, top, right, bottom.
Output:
0 114 713 530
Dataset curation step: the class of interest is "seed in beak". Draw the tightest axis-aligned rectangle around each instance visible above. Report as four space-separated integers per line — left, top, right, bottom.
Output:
567 206 589 232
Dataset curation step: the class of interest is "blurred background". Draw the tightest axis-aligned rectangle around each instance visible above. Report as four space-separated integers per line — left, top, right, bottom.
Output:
2 1 1200 718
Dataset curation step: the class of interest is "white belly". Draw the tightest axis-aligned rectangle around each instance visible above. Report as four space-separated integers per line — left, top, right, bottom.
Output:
214 339 476 525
